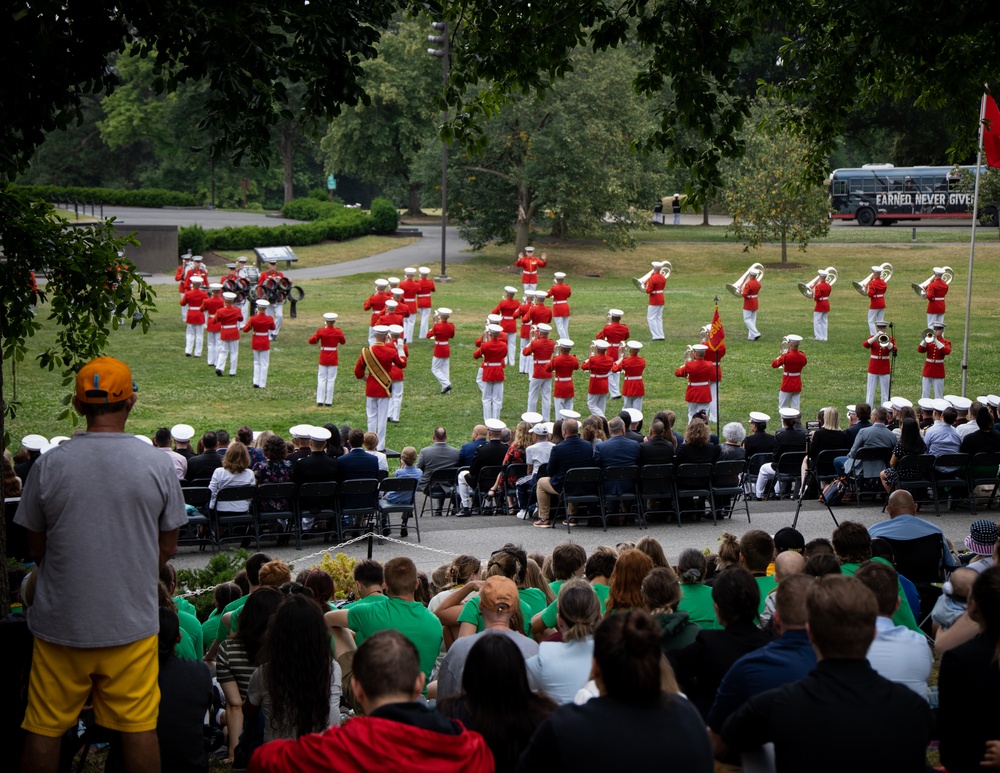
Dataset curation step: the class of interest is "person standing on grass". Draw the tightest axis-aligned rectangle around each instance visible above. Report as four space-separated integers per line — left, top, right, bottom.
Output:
309 312 346 407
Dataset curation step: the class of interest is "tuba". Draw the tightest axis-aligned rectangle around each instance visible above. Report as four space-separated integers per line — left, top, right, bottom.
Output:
632 261 672 291
726 263 765 297
911 266 954 297
852 263 893 296
797 267 838 298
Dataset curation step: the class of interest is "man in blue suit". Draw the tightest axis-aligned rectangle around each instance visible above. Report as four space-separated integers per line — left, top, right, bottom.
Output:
595 416 640 500
337 428 379 519
534 418 594 527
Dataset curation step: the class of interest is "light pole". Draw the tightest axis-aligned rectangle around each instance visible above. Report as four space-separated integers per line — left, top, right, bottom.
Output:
427 21 449 281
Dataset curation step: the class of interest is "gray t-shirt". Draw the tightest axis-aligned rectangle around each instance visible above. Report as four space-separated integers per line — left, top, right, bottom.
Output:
16 432 188 647
436 629 539 702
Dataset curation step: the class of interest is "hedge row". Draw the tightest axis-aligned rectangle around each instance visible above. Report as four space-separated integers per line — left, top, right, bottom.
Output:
280 197 346 221
16 185 199 208
205 208 372 250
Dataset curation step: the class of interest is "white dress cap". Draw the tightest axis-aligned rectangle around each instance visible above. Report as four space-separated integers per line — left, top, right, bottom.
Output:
625 408 643 423
554 272 567 279
692 344 709 351
594 340 610 350
504 285 518 294
134 434 153 445
485 418 507 431
209 283 223 290
847 404 857 413
609 308 624 317
933 267 944 274
749 411 771 423
385 300 398 308
932 398 951 412
419 266 431 274
917 398 936 410
375 278 389 287
882 401 895 412
487 324 503 334
779 407 801 419
487 314 502 323
309 426 332 442
171 424 195 442
237 256 248 263
437 307 452 315
388 324 404 335
391 287 404 296
536 323 552 332
977 396 990 405
932 322 947 329
323 313 338 321
289 424 313 439
522 412 544 424
950 396 972 411
21 434 48 451
190 276 203 284
266 257 278 263
817 269 828 275
49 436 70 446
785 334 803 342
404 267 416 274
989 395 1000 408
387 276 400 284
890 396 913 409
255 299 270 308
525 246 535 253
373 325 390 335
871 265 882 272
531 424 549 436
559 409 582 420
192 255 203 262
222 292 237 301
534 290 549 299
558 338 574 348
627 341 644 350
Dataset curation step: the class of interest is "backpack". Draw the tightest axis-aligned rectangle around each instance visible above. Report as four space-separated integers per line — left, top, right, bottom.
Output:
821 476 848 505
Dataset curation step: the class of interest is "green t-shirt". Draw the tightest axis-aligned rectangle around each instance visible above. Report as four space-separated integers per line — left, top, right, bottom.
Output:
347 597 443 681
841 560 921 632
678 583 721 630
216 594 249 643
202 609 222 647
178 609 204 658
347 593 389 607
754 575 778 615
458 587 549 635
539 582 610 630
175 627 199 661
549 580 566 597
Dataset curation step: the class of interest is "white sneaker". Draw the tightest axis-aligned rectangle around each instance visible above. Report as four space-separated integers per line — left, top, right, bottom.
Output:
516 509 528 520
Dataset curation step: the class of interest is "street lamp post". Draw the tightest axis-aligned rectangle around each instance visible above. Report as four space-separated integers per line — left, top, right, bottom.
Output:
427 21 449 281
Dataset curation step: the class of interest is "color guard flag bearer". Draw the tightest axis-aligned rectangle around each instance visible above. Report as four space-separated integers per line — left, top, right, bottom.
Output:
706 304 726 424
309 312 346 406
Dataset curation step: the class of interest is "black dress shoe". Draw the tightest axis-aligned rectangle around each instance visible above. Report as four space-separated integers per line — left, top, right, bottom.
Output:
216 369 224 377
400 526 409 538
442 385 452 394
185 353 192 357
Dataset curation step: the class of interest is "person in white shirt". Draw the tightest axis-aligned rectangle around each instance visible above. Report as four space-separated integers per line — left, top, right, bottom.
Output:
208 442 256 513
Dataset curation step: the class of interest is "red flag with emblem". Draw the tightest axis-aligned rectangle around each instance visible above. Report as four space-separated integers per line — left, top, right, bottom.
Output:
708 304 725 352
984 94 1000 169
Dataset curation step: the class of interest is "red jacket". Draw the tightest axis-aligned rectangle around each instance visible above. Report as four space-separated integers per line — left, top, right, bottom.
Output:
919 336 951 379
182 266 208 292
428 321 455 358
582 354 615 395
675 360 714 403
355 342 405 398
417 277 436 309
204 295 225 332
864 335 895 375
596 322 629 360
492 298 521 334
646 272 666 306
474 340 507 382
867 277 887 310
772 349 807 393
708 343 725 381
213 306 243 341
613 355 646 396
242 314 275 350
813 280 831 313
547 284 572 316
364 291 390 326
180 289 208 325
248 712 494 773
524 338 556 380
524 303 553 327
742 277 761 311
515 255 546 284
310 325 346 366
517 302 533 338
399 278 420 313
258 269 284 287
547 354 579 397
926 278 949 314
378 312 405 329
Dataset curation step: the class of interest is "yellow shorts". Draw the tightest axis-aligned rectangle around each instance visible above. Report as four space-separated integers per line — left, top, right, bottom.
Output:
22 634 160 737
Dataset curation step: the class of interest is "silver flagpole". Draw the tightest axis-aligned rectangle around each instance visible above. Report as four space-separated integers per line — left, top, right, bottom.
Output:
961 91 988 397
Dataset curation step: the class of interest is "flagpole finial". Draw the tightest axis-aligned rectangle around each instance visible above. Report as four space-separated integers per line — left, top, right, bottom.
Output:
713 294 719 304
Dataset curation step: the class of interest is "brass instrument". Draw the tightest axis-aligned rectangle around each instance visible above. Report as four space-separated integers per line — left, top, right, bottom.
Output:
632 261 672 291
700 324 711 343
922 328 936 345
780 336 790 355
684 345 695 363
877 333 892 348
589 340 599 358
726 263 765 297
529 324 539 340
911 266 954 297
433 311 442 324
852 263 893 296
797 267 839 298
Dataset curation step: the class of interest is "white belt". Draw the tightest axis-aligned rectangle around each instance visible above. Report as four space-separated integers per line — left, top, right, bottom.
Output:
484 362 503 367
925 358 940 364
625 375 643 381
870 355 888 360
745 294 757 298
784 372 801 377
417 293 431 298
556 377 573 382
321 347 338 351
553 300 568 304
534 359 550 365
650 290 664 295
222 325 238 330
253 332 269 337
689 381 709 386
502 316 514 320
590 374 609 379
871 294 884 298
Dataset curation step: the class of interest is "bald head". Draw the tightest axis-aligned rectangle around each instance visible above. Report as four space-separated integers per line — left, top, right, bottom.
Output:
563 418 579 437
472 424 488 440
774 551 806 582
887 490 916 518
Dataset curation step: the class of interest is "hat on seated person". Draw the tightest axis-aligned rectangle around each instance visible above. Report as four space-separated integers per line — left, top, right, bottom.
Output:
49 436 70 446
625 408 643 423
749 411 770 424
882 401 895 413
949 395 972 411
531 424 550 436
917 398 935 411
988 395 1000 409
609 308 624 318
965 520 999 556
932 398 951 413
890 396 913 410
485 419 507 432
846 404 857 415
773 527 806 554
692 409 709 421
559 409 581 420
309 426 332 442
289 425 313 439
480 576 519 613
522 412 543 424
779 407 800 420
171 424 195 442
134 435 153 445
21 434 48 452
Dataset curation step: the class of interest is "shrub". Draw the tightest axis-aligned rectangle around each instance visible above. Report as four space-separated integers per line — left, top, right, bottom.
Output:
370 197 399 235
204 208 371 250
15 185 198 208
176 550 249 621
313 552 357 600
178 224 208 256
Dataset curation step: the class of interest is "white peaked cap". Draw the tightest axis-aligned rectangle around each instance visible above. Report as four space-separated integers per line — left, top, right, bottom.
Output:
437 307 452 315
932 399 951 412
537 323 552 332
779 407 800 419
290 424 313 438
222 292 237 301
487 324 503 334
504 285 518 294
890 396 913 409
785 334 803 342
485 418 507 430
559 409 582 419
375 278 389 286
918 398 936 410
255 299 270 307
594 340 610 349
419 266 431 274
558 338 574 348
521 412 544 424
170 424 195 442
388 324 404 334
749 411 770 423
309 426 332 441
323 313 338 321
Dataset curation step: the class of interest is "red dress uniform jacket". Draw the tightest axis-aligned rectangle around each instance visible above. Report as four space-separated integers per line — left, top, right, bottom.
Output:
926 278 949 314
355 342 405 398
221 270 239 285
547 284 572 316
428 322 455 358
582 354 615 395
867 277 887 310
399 278 420 314
675 360 714 403
243 314 275 351
742 277 761 311
204 295 225 333
390 342 408 381
517 301 533 339
310 326 346 366
417 277 436 309
772 350 807 393
364 291 390 326
525 303 554 327
378 311 405 329
492 298 521 334
474 340 507 382
175 264 186 293
547 354 579 398
708 343 725 382
524 338 556 379
182 266 208 292
646 272 667 306
258 269 284 288
214 306 243 341
919 337 951 378
864 336 894 375
181 288 208 325
475 331 508 349
813 280 832 313
597 322 630 360
613 355 646 396
515 255 546 284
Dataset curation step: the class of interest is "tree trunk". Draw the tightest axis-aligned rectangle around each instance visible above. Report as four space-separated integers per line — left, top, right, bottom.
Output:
702 202 710 226
514 181 535 254
279 122 296 205
406 182 424 217
781 231 788 264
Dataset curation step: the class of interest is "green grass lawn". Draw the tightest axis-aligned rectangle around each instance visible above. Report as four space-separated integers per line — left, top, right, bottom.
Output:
7 237 1000 454
212 235 419 271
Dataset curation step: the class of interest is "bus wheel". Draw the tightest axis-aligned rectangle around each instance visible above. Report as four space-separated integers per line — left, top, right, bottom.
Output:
979 206 999 228
856 208 876 227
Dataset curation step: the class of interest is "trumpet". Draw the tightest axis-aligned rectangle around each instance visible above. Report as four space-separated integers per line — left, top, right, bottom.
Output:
589 340 599 358
700 324 711 343
911 266 954 297
877 332 892 348
780 336 790 355
852 263 893 295
529 324 539 340
684 345 695 363
797 267 838 298
921 328 936 345
726 263 765 297
632 261 672 291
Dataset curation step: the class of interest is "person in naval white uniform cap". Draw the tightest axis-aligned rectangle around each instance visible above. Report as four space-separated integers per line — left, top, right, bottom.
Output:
754 407 801 499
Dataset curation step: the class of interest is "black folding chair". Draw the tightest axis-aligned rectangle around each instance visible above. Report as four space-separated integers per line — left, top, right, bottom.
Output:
762 451 807 501
933 453 971 512
472 465 503 515
180 486 212 550
792 449 847 529
553 467 606 532
848 446 893 507
674 463 716 525
339 478 380 536
711 460 750 523
601 466 642 528
969 452 1000 513
378 477 420 542
255 482 299 547
639 464 679 526
211 485 257 551
745 452 773 499
297 481 340 544
419 467 459 518
886 454 939 517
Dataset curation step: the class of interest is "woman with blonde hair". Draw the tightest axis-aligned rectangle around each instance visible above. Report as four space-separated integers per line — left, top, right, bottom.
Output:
208 441 255 515
635 536 670 569
802 406 849 488
605 549 654 615
525 558 556 606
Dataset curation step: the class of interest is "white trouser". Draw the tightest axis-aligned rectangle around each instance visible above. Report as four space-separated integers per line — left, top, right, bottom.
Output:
555 397 574 416
419 308 431 340
523 283 537 295
778 391 801 411
404 313 415 343
367 326 376 346
866 372 890 407
180 298 187 321
554 317 570 340
476 367 485 394
239 300 250 320
647 305 664 340
608 370 621 399
743 309 759 339
927 313 944 328
216 341 239 374
755 462 788 498
253 349 270 388
366 396 389 451
519 338 532 374
922 377 944 399
317 365 338 404
587 393 608 418
482 382 504 422
868 308 884 335
506 334 517 366
206 331 220 367
709 382 719 423
185 324 204 357
813 311 828 341
390 381 404 421
688 401 711 421
263 303 283 338
431 357 450 390
673 213 681 225
624 395 643 412
458 470 475 508
527 378 553 421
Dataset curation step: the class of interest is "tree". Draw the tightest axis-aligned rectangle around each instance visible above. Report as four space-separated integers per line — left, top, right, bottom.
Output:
722 105 830 263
